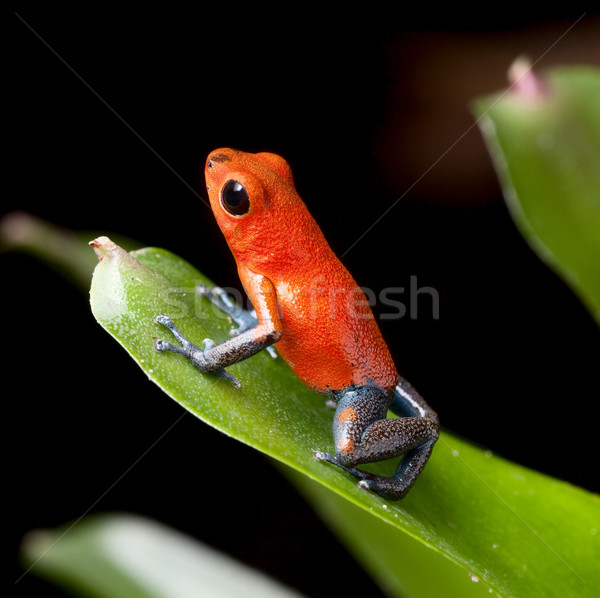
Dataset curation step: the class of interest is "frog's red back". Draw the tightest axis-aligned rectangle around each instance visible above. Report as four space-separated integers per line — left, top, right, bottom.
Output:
205 148 399 394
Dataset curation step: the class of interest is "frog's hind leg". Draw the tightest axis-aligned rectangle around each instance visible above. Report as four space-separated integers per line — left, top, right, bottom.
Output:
197 284 255 331
314 383 438 500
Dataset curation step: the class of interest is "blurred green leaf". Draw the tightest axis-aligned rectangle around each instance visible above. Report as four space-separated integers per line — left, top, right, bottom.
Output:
286 469 493 598
0 211 140 291
21 513 303 598
88 237 600 598
473 63 600 324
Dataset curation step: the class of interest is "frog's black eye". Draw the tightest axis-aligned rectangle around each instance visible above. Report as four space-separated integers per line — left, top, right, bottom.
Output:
221 179 250 216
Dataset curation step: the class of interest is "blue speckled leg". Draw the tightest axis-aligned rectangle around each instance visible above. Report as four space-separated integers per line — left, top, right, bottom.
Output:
314 383 438 500
153 313 241 387
197 283 277 358
154 307 280 389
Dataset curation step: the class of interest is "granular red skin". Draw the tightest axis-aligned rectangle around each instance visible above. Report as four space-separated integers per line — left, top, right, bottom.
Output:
205 148 399 395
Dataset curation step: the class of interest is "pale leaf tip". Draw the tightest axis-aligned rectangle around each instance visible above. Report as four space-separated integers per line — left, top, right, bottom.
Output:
507 56 546 101
89 236 117 261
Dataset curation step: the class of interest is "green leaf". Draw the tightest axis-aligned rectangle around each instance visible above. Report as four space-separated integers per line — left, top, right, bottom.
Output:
89 236 600 598
472 63 600 324
20 513 303 598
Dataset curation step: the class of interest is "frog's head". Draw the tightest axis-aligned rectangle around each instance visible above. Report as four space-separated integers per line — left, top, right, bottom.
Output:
205 148 317 266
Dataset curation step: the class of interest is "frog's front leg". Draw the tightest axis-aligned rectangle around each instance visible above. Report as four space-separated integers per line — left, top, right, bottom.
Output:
154 314 241 387
314 384 438 500
155 273 281 387
197 283 277 358
154 312 280 387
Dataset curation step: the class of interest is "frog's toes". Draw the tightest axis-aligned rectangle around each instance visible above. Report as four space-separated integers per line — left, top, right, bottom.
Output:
154 339 169 352
154 313 173 327
202 338 216 350
358 479 374 493
313 450 334 463
218 368 241 389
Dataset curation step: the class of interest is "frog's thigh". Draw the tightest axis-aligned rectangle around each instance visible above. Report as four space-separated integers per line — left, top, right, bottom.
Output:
333 386 435 468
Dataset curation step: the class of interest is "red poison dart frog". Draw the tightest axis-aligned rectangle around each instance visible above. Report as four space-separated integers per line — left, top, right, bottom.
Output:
154 148 439 500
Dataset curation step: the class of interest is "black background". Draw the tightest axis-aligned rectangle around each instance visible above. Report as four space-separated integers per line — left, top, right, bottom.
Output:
8 7 600 597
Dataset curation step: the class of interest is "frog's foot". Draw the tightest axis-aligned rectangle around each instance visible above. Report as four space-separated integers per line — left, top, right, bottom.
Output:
352 443 435 500
154 313 240 388
313 451 373 481
196 284 277 358
314 449 430 501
